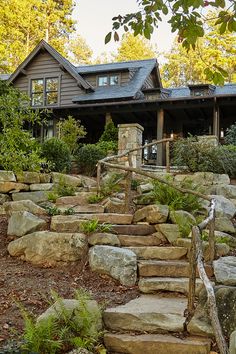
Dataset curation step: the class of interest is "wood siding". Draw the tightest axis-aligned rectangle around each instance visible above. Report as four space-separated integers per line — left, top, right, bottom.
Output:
13 51 83 107
142 73 155 89
83 70 130 87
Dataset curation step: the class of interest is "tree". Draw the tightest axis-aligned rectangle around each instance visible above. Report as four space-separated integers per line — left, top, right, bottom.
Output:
107 0 236 84
0 86 44 172
67 34 93 65
57 116 86 154
0 0 75 73
161 11 236 87
114 33 157 62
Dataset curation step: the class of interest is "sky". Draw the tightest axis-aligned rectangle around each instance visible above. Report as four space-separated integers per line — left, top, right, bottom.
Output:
73 0 175 61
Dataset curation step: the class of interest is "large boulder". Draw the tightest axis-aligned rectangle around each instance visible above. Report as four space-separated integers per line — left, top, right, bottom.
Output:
215 217 235 234
210 195 236 218
133 204 169 224
7 231 88 266
52 172 82 187
30 183 54 191
89 245 137 286
0 170 16 182
37 298 102 335
7 211 47 237
155 224 181 244
4 200 47 216
104 198 125 214
169 210 196 226
16 172 40 184
188 286 236 337
0 193 11 204
56 193 94 206
215 185 236 199
213 256 236 286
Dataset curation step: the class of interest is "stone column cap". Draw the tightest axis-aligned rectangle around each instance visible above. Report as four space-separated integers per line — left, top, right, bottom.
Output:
118 123 144 131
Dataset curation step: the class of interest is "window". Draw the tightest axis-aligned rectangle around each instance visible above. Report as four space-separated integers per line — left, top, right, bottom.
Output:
97 74 119 87
31 77 59 106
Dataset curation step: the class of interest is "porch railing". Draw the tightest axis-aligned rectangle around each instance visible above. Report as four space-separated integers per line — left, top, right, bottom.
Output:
96 138 229 354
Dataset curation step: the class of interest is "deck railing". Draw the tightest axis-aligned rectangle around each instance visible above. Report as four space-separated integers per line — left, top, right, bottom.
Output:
96 138 228 354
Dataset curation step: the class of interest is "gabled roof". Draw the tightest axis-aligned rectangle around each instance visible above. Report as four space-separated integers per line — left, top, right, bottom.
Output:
72 59 160 103
170 84 236 98
8 40 94 91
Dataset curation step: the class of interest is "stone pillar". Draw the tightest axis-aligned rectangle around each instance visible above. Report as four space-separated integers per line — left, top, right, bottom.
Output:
156 108 164 166
118 123 144 168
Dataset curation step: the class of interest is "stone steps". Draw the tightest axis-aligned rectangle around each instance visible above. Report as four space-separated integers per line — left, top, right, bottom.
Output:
50 213 133 232
138 277 204 295
57 204 104 214
103 294 187 333
118 234 165 246
125 246 187 260
104 333 211 354
111 224 156 235
138 260 214 278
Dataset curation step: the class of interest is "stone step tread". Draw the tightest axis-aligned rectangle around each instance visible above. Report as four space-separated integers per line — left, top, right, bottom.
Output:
104 333 211 354
138 277 204 295
51 213 133 232
125 246 187 260
58 204 105 214
138 260 214 278
111 224 156 235
103 294 187 333
118 235 165 247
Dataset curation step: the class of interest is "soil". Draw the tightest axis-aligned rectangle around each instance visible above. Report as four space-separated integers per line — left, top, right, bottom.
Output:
0 215 139 348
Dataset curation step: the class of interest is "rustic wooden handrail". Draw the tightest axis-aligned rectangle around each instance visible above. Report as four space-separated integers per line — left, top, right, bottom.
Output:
97 143 228 354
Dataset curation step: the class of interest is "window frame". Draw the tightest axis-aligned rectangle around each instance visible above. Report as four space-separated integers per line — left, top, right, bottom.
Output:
97 73 120 87
29 75 61 107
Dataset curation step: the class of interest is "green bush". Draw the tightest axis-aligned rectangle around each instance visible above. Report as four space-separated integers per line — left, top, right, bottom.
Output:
57 116 86 155
96 140 118 154
20 289 103 354
225 123 236 145
76 144 106 176
99 121 118 142
172 136 236 177
41 137 71 173
151 176 201 213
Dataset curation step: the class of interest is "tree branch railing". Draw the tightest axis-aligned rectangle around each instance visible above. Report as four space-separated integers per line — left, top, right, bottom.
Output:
96 138 228 354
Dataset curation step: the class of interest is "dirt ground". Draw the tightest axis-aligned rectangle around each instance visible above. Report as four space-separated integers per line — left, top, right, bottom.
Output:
0 216 139 347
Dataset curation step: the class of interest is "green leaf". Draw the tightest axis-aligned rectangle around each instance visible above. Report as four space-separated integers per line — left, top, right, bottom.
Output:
162 5 168 15
219 21 227 34
105 32 112 44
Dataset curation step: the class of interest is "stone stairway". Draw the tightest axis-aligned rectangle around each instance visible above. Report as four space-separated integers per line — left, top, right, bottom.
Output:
48 208 214 353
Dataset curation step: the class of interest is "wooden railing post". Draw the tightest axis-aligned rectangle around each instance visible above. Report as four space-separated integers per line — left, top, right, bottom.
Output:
188 226 197 315
208 208 216 263
124 153 132 213
166 141 170 173
96 162 101 196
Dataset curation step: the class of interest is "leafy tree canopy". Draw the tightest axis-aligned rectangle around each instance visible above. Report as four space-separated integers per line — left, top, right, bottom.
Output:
161 10 236 87
67 34 93 65
106 0 236 84
114 33 157 61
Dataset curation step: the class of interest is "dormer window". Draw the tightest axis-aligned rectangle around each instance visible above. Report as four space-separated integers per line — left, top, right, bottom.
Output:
188 84 215 97
97 74 119 87
31 77 59 107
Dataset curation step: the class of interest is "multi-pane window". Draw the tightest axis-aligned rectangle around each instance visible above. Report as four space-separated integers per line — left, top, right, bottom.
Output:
98 74 119 87
31 77 59 106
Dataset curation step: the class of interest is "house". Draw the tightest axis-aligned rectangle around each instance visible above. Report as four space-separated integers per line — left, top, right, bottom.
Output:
1 40 236 165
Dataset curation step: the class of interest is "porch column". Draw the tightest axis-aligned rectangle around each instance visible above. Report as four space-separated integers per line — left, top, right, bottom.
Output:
156 108 164 166
105 112 112 125
213 98 220 138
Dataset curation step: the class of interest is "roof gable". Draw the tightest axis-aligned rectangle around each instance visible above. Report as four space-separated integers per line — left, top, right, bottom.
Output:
8 40 94 91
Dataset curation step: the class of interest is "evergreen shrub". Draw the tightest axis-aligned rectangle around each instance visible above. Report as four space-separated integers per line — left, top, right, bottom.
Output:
41 137 71 172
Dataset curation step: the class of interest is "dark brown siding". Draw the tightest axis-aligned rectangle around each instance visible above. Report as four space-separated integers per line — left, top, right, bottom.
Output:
13 51 83 107
83 70 130 87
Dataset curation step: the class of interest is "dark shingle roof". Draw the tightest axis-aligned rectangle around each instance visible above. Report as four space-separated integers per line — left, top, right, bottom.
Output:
170 84 236 98
72 59 158 103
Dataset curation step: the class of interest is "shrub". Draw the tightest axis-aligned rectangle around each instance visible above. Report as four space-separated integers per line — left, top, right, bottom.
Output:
80 219 112 235
57 116 86 155
151 176 201 213
87 194 104 204
20 289 103 353
41 137 71 173
99 121 118 142
0 86 44 172
76 144 106 176
96 140 118 154
225 123 236 145
45 206 61 216
54 175 76 197
172 136 236 177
